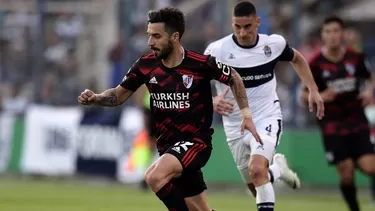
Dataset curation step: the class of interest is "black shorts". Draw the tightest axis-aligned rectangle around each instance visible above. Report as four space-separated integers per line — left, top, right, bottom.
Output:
143 107 157 138
322 131 375 165
161 140 212 198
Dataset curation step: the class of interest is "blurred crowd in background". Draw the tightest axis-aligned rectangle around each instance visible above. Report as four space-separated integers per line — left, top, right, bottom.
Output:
1 0 375 128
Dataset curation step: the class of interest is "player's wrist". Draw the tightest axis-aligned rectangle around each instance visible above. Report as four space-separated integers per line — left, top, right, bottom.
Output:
92 94 101 104
307 84 319 93
240 107 252 118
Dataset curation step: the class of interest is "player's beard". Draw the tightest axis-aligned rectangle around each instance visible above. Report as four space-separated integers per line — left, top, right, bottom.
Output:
153 40 173 60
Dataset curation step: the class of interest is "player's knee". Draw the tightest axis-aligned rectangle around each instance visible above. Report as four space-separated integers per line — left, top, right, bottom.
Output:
145 170 166 189
336 159 354 183
357 156 375 175
359 164 375 175
337 169 354 185
249 164 268 181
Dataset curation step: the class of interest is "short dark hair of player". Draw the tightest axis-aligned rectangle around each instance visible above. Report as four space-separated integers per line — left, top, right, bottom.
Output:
323 16 345 29
233 1 257 17
148 7 185 40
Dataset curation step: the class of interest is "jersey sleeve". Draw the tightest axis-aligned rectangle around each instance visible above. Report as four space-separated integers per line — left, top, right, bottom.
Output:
278 43 295 61
355 53 372 79
120 59 145 91
206 55 232 85
272 34 295 61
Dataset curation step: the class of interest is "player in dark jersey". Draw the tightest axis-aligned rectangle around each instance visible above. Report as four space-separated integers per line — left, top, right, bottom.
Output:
78 7 261 211
301 16 375 211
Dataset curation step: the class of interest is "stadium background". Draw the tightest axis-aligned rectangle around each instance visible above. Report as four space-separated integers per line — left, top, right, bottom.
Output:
1 0 375 210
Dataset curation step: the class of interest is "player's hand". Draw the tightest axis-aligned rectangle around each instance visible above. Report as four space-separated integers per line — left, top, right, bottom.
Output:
78 89 98 105
241 116 263 145
320 87 336 103
308 90 324 120
213 87 234 116
358 90 373 107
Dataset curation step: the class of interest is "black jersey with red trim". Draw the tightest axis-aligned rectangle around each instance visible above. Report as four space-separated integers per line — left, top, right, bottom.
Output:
309 48 371 135
120 49 232 151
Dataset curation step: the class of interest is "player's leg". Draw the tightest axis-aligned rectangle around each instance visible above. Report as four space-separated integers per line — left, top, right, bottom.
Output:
353 131 375 175
351 131 375 205
336 159 358 211
144 149 188 210
245 154 300 197
185 192 211 211
249 153 274 211
248 121 280 211
228 135 260 196
167 140 213 211
175 170 212 211
229 127 299 199
323 135 359 211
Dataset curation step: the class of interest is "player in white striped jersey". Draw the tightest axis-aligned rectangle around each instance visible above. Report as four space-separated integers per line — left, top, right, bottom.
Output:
205 2 324 211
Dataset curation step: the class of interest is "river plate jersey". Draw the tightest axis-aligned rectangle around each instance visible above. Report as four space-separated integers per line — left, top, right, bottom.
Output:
308 48 371 135
121 49 232 151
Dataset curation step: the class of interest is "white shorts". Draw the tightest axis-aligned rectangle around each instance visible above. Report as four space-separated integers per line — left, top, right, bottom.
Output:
227 117 282 183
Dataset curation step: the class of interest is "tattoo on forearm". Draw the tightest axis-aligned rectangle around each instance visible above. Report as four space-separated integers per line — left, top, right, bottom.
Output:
229 70 249 110
97 88 118 107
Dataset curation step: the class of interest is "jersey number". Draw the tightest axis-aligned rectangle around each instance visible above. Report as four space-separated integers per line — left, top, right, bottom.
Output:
174 141 194 151
265 124 272 133
215 58 231 76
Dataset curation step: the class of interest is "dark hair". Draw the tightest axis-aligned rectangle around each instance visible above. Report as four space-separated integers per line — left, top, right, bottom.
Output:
323 16 344 28
233 1 257 17
148 7 185 40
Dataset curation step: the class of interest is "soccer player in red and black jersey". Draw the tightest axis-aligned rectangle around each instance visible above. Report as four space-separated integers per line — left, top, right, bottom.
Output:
302 16 375 211
78 7 261 211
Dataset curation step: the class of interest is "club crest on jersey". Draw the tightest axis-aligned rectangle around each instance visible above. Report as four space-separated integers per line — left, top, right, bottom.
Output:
182 74 194 89
322 70 331 78
345 63 355 75
263 45 272 57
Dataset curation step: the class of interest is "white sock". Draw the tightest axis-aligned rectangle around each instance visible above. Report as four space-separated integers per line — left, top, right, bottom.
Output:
268 163 283 182
255 182 275 211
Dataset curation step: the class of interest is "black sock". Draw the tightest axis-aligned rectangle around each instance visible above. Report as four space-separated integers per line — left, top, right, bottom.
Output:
371 177 375 200
156 183 189 211
340 183 360 211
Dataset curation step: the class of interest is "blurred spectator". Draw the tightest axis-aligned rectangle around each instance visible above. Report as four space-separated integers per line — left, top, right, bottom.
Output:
108 30 125 88
41 49 80 106
344 27 362 51
54 12 82 49
204 22 219 46
1 82 28 115
44 30 70 65
298 34 322 62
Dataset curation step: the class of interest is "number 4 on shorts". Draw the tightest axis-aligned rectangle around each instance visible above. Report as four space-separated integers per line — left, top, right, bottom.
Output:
265 124 272 133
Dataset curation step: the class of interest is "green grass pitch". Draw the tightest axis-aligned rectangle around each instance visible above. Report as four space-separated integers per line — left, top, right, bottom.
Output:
0 178 373 211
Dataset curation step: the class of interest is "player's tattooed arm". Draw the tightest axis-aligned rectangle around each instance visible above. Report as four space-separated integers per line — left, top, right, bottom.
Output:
228 69 250 113
228 69 261 142
95 86 133 107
